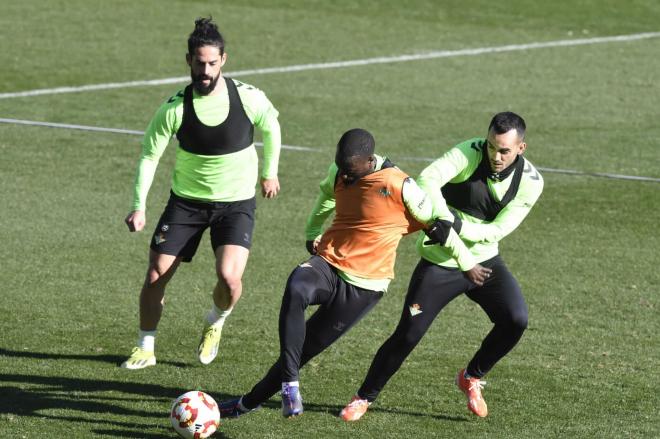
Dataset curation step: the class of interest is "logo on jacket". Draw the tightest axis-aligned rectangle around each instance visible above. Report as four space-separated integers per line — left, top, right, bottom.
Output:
378 187 391 197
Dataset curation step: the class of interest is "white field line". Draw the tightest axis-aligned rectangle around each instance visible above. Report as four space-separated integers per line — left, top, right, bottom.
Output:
1 31 659 100
1 117 658 183
0 117 316 151
398 155 660 183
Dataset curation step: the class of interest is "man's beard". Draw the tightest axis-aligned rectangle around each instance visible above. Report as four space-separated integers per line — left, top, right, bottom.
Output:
191 70 220 95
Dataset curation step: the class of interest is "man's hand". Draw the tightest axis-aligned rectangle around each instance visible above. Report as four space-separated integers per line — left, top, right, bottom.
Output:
424 218 453 246
463 263 492 286
261 177 280 199
125 210 146 232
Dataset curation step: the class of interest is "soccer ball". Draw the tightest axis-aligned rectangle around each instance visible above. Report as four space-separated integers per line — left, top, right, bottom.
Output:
170 391 220 439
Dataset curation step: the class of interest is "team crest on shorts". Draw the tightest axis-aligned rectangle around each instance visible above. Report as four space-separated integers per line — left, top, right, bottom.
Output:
154 233 167 245
409 304 423 316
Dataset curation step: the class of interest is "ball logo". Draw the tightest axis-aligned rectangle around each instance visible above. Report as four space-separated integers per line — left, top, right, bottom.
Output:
171 398 199 427
170 391 220 439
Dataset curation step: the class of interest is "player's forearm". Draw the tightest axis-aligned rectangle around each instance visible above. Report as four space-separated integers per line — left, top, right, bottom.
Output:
460 217 520 243
417 160 462 222
304 195 335 240
417 174 444 213
414 170 476 268
444 230 477 271
304 163 339 239
259 116 281 179
402 178 434 225
459 204 532 243
132 157 158 211
424 220 477 270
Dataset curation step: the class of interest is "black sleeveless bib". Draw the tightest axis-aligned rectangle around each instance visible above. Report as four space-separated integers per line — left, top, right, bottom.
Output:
441 141 524 221
176 77 254 155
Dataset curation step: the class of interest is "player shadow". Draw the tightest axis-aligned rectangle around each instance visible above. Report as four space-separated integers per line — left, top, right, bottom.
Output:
255 399 467 422
0 347 188 368
0 373 234 438
91 429 233 439
91 430 172 439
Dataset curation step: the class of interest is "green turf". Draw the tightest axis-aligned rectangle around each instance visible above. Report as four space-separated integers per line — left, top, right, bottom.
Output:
1 0 659 438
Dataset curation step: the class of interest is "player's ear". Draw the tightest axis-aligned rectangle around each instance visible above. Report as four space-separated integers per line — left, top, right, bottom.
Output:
220 52 227 67
186 53 192 66
518 142 527 155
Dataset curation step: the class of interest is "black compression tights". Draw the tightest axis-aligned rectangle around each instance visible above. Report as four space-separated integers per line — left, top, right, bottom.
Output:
358 256 528 402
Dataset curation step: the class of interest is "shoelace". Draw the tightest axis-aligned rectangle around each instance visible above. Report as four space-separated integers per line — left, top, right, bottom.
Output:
468 379 487 392
131 347 150 355
347 398 369 408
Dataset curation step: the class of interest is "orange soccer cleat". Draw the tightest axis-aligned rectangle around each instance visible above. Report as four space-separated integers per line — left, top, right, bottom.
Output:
339 395 371 422
456 369 488 417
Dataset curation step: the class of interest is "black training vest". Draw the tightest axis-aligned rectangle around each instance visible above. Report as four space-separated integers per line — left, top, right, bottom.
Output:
176 77 254 155
441 141 524 221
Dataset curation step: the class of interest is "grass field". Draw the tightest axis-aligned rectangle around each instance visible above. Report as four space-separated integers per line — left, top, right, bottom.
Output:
1 1 659 438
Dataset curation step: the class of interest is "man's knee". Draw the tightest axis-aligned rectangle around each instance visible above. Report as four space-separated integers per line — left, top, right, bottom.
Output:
508 308 528 333
214 245 250 292
283 270 315 304
404 325 429 348
217 270 242 292
145 252 179 287
388 320 428 352
145 265 171 287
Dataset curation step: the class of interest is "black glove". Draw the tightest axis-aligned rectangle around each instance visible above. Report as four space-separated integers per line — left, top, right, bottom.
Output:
305 240 317 255
424 219 453 246
450 209 463 234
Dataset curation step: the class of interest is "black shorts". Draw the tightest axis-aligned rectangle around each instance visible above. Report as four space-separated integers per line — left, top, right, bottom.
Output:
149 192 256 262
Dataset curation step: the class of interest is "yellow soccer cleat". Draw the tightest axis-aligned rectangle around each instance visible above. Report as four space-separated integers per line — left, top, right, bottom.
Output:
456 369 488 417
121 347 156 370
339 395 371 421
197 324 222 365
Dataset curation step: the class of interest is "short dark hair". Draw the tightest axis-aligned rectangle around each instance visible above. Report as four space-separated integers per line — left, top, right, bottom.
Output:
336 128 375 161
188 17 225 55
488 112 526 140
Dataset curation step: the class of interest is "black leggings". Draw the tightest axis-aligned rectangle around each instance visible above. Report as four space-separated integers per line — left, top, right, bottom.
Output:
358 255 528 402
242 256 383 409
